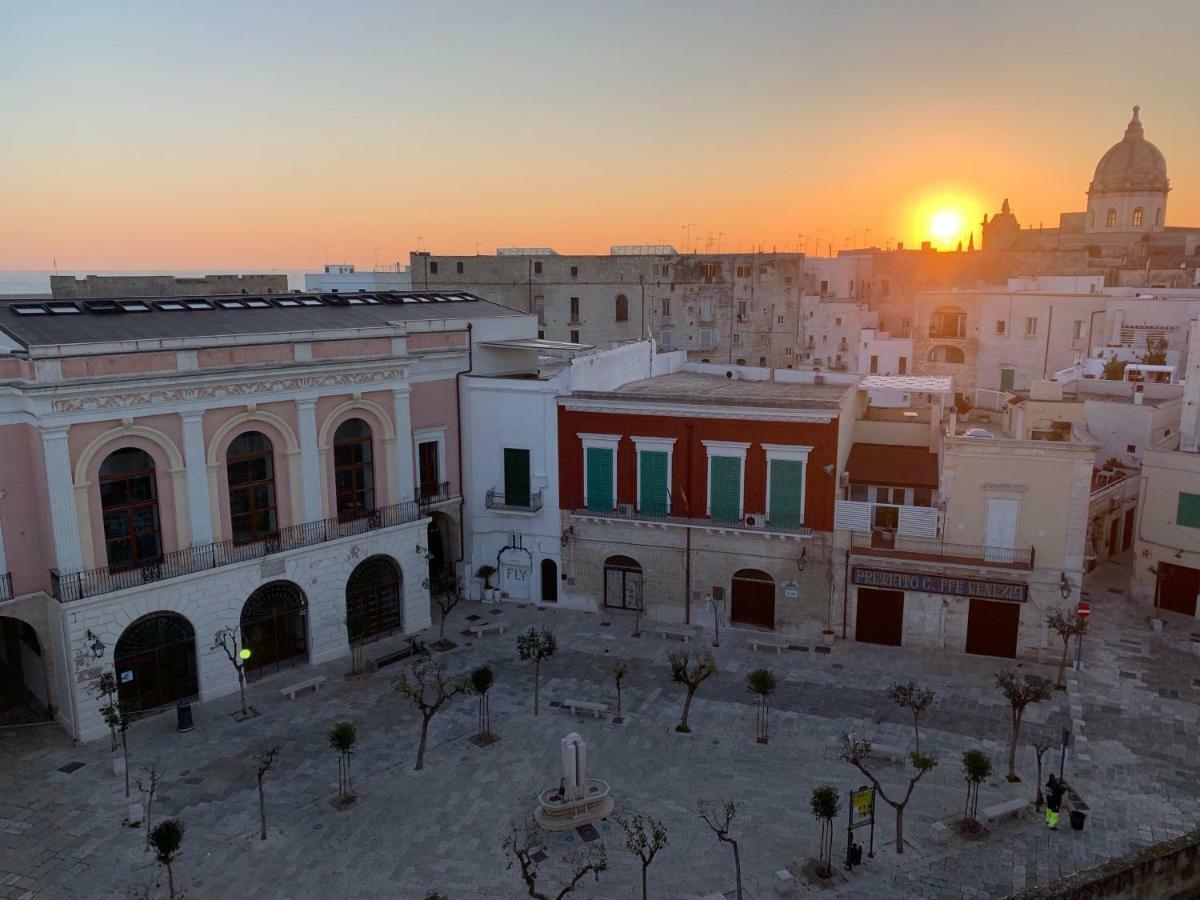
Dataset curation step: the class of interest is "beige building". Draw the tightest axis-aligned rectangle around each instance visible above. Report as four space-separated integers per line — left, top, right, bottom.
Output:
50 273 288 298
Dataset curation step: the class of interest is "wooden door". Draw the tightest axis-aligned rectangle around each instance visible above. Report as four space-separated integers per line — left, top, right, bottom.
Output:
1122 508 1135 550
1157 562 1200 617
965 598 1020 658
731 570 776 630
855 588 904 646
1107 519 1120 558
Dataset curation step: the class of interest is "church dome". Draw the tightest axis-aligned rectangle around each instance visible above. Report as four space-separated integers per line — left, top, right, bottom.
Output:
1089 106 1168 194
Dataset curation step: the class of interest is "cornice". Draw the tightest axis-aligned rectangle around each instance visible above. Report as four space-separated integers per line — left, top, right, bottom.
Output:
560 398 837 423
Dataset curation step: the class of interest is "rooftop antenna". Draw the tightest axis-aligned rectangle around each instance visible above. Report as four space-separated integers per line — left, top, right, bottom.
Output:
52 256 58 275
374 245 380 269
682 224 695 255
716 231 725 254
416 234 424 251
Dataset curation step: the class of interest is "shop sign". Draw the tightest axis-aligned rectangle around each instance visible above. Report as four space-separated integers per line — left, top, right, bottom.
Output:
851 566 1028 603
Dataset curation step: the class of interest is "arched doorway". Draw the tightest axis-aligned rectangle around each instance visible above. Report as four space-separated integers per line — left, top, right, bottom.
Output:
731 569 775 630
0 616 52 724
498 546 532 600
604 555 642 610
241 581 308 680
426 519 446 583
345 555 404 645
114 612 199 715
540 559 558 603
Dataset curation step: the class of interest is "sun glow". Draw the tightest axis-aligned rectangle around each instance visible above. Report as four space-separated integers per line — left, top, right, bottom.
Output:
906 188 984 250
930 210 962 243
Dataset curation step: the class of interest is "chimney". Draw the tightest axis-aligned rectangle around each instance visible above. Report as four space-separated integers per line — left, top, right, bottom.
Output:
1133 384 1145 406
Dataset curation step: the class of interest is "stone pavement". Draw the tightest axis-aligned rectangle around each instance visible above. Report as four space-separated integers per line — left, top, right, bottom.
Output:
0 553 1196 899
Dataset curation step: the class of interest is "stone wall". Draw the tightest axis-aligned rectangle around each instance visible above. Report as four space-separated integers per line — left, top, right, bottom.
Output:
50 274 288 298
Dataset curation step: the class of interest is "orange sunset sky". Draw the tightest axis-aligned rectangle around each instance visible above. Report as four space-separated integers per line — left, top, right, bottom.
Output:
2 0 1198 271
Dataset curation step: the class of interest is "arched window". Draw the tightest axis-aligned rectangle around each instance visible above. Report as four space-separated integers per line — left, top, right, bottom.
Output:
603 555 642 610
929 306 967 339
334 418 374 521
99 448 162 570
1106 209 1117 228
731 568 776 630
1132 207 1144 227
227 431 277 543
114 612 198 714
241 581 308 679
615 294 629 323
928 345 965 364
346 555 403 644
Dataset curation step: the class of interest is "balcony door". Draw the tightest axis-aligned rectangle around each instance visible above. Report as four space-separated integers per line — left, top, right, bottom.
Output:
503 448 531 508
984 498 1020 563
418 440 441 499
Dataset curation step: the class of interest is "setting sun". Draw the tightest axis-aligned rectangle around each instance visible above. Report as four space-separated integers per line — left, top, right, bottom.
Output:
931 210 962 243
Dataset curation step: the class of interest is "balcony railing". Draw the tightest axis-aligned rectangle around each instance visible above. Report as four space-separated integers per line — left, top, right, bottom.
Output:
50 500 424 603
417 481 453 508
0 571 11 602
849 531 1034 570
568 498 812 536
486 487 544 513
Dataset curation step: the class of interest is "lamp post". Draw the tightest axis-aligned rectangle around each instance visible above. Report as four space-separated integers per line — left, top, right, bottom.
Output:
705 593 721 648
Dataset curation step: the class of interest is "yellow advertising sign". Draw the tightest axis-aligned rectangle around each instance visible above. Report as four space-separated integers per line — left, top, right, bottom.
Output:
850 787 875 828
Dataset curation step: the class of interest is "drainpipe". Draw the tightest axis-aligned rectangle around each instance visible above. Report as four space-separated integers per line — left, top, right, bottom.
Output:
1042 304 1054 379
842 547 850 639
684 422 694 625
453 323 474 566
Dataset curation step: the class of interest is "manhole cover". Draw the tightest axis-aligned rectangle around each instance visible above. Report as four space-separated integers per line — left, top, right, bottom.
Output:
600 621 611 627
466 614 482 622
576 824 600 842
57 761 86 774
531 849 548 863
489 609 504 616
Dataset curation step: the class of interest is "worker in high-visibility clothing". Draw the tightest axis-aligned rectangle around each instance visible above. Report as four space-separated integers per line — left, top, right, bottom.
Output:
1045 774 1065 830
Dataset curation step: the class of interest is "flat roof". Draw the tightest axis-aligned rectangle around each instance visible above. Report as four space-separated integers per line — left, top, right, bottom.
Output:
478 338 592 351
575 371 849 409
860 375 953 394
0 291 521 348
847 443 939 488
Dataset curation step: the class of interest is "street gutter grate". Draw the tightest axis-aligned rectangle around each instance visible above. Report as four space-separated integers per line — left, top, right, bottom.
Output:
57 761 86 774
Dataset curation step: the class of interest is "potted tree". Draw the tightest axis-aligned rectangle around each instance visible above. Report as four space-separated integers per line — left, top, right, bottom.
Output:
476 565 499 603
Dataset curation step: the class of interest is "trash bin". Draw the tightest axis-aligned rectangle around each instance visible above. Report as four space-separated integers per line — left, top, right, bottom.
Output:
1069 809 1086 831
850 843 863 865
176 699 194 733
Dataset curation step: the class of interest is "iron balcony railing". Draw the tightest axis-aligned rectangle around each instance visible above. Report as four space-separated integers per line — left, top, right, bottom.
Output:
0 571 12 602
417 481 453 508
568 498 812 536
485 487 544 513
849 531 1035 570
50 500 424 603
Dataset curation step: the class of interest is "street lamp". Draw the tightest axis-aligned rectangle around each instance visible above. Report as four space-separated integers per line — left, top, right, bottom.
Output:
85 629 105 659
704 593 721 648
796 547 808 574
1059 572 1072 600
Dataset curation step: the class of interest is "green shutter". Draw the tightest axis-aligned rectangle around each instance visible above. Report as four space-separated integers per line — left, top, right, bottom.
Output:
709 456 742 523
1178 492 1200 528
639 451 669 516
586 447 614 510
769 459 804 528
503 448 530 507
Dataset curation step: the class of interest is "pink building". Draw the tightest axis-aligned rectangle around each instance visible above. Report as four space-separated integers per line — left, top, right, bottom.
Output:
0 290 529 739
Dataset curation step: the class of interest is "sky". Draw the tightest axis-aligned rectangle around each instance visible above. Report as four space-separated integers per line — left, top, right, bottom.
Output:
2 0 1198 270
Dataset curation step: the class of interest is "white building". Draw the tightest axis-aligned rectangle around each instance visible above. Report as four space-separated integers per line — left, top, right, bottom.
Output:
304 263 413 293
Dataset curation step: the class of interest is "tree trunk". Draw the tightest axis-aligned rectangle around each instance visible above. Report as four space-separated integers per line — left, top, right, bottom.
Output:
895 805 905 854
1007 710 1022 779
641 863 648 900
1034 752 1045 809
1057 640 1069 688
913 714 921 754
731 839 743 900
122 732 130 798
439 604 447 641
345 754 353 796
166 861 176 900
680 686 696 729
533 660 541 716
616 682 622 719
238 668 248 717
416 715 430 770
258 775 267 840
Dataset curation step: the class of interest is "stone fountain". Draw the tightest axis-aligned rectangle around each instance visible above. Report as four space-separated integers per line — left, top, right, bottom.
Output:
534 732 613 831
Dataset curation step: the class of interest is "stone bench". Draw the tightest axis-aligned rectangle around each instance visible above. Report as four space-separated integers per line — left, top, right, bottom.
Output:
655 627 692 642
469 622 510 638
562 699 608 718
870 743 909 764
981 798 1027 824
279 675 326 700
749 638 789 654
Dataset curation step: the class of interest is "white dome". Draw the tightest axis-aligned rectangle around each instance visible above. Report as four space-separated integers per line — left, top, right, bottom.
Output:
1089 106 1168 195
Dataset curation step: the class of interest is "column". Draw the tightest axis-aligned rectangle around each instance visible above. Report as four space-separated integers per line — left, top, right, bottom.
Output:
296 399 323 522
0 489 9 578
392 389 415 503
41 427 83 575
181 412 214 546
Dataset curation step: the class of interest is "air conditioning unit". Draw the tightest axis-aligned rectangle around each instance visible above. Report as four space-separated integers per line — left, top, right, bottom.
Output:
618 503 635 516
744 514 762 527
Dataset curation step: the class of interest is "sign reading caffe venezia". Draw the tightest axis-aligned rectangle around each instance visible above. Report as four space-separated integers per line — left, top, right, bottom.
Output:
851 566 1028 603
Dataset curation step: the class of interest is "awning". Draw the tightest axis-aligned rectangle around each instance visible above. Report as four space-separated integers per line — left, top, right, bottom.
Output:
846 443 939 488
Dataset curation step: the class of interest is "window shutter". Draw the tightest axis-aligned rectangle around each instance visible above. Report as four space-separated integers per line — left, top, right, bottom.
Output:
586 447 614 510
769 459 803 528
1178 492 1200 528
639 451 668 516
503 448 530 506
709 456 741 523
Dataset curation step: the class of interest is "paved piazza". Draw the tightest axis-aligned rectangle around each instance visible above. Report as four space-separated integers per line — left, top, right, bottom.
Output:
1 556 1197 899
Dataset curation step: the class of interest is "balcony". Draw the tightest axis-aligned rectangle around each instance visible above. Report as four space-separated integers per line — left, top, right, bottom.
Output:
849 531 1034 570
485 487 544 513
417 480 454 508
0 571 11 602
568 498 812 537
50 500 424 603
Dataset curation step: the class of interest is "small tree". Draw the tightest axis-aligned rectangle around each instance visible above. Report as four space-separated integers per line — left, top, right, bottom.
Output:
961 749 992 825
93 670 119 752
1142 335 1168 366
1031 735 1052 809
476 564 497 591
840 735 937 854
470 665 495 741
747 668 776 744
1045 609 1088 689
1102 357 1128 381
329 721 357 802
886 680 935 754
252 746 280 840
136 764 162 850
425 571 465 646
995 671 1055 781
810 786 840 878
505 818 607 900
617 814 668 900
697 800 743 900
95 671 133 797
345 609 367 675
516 627 557 716
394 662 470 770
148 818 184 900
668 650 718 733
213 626 250 718
613 663 628 724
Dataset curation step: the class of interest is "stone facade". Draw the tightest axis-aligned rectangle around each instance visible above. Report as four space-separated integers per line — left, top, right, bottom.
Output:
50 273 288 298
